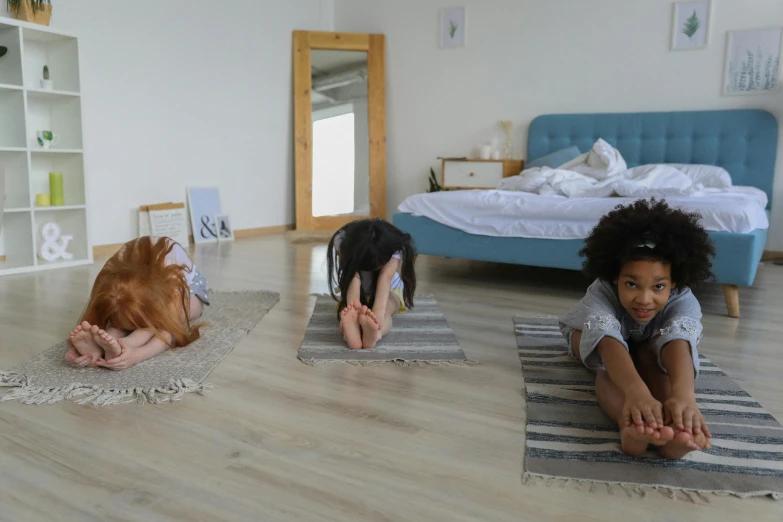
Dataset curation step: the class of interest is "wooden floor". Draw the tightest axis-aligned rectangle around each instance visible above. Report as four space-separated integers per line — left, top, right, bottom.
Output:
1 235 783 521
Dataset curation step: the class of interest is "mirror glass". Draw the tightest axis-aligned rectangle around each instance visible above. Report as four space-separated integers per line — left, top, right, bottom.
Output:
310 50 369 218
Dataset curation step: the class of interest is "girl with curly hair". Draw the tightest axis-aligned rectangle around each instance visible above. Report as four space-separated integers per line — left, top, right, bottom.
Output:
560 199 715 459
65 236 209 371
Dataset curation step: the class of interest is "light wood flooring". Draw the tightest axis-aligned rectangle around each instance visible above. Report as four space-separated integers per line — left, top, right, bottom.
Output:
1 235 783 521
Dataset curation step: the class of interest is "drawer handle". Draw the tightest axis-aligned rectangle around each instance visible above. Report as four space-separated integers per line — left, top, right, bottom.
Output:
469 172 475 177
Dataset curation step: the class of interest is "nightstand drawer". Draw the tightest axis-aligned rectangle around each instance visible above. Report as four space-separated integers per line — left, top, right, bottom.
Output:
443 161 503 188
441 159 523 189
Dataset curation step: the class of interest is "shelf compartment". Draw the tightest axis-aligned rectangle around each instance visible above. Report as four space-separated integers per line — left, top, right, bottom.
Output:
26 95 82 150
22 30 79 93
30 151 85 207
0 210 34 268
0 150 30 208
33 208 89 265
0 89 26 148
0 25 23 87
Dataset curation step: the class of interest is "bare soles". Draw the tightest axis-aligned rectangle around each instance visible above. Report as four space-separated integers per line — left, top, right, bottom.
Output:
621 423 710 459
358 307 380 349
68 321 102 364
340 301 382 350
90 325 122 360
340 305 363 350
659 431 710 459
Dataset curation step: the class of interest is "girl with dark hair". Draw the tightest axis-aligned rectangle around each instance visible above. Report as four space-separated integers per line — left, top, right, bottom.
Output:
326 218 417 349
560 199 716 459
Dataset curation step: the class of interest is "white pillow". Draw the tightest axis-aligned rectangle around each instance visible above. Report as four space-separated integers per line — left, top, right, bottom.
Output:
666 164 732 189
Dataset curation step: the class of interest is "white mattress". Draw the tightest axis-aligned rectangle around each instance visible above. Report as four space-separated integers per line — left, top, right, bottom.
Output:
397 188 769 239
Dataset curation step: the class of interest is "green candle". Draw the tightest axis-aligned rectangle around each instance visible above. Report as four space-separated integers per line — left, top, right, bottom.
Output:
49 171 64 206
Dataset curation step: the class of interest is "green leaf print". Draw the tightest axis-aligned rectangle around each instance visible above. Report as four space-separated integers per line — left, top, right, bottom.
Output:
681 10 700 40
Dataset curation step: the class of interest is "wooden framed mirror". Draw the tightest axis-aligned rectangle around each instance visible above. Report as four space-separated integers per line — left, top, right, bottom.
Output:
292 31 386 232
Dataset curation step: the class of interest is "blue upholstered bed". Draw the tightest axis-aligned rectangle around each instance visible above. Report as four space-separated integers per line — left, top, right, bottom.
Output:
392 110 778 317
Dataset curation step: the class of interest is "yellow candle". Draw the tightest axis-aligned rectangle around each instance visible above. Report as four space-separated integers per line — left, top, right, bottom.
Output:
49 171 64 206
36 193 51 206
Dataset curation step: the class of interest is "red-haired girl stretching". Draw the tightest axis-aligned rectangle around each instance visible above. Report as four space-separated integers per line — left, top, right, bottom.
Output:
65 236 209 371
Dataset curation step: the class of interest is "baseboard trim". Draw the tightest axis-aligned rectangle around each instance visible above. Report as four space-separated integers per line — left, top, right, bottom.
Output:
762 250 783 261
234 224 294 239
285 229 335 243
92 224 295 258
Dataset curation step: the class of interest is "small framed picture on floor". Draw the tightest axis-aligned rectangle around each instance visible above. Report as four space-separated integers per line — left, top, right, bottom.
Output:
214 214 234 241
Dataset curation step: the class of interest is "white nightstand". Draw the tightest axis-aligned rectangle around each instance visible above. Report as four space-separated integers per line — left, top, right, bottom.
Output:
441 159 524 190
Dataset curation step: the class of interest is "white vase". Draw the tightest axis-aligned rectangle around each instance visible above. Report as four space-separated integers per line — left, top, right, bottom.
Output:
40 79 53 90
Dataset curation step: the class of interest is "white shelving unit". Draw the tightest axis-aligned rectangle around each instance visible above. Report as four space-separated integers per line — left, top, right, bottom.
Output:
0 18 91 275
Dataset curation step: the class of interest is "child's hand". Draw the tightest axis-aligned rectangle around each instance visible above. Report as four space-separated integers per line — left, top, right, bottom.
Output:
665 394 711 437
622 385 665 430
64 346 94 368
97 339 137 371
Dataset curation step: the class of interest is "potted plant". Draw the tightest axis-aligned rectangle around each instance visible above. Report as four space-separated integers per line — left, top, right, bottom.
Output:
41 65 52 89
6 0 52 26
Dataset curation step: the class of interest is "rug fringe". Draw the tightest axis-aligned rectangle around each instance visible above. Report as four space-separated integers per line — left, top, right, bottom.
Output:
521 472 783 501
298 357 478 367
0 376 209 406
0 371 27 387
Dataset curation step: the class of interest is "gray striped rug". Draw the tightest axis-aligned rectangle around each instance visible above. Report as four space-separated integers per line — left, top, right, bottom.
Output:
298 295 468 365
515 315 783 500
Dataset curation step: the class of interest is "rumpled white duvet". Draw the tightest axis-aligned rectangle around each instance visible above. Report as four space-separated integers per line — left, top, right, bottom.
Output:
498 138 734 198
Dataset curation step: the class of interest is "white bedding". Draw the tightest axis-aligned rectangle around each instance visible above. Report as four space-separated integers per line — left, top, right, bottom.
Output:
498 139 736 199
397 188 769 239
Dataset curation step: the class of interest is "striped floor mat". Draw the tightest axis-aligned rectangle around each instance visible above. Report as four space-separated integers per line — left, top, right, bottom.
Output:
298 295 468 365
515 315 783 500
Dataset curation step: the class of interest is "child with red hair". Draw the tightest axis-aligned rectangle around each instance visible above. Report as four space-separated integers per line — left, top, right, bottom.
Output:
65 236 209 371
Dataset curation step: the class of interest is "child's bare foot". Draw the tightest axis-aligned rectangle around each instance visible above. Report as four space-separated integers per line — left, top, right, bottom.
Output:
620 423 674 457
358 308 380 349
659 430 707 459
90 325 122 360
340 304 363 350
69 321 102 365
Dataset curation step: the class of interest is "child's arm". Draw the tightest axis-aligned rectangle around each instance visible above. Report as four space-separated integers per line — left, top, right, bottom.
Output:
598 337 665 428
99 334 171 371
371 258 399 320
655 288 709 436
560 280 629 370
662 340 710 437
346 273 361 305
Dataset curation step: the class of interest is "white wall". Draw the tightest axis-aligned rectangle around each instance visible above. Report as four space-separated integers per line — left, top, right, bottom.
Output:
335 0 783 250
3 0 331 246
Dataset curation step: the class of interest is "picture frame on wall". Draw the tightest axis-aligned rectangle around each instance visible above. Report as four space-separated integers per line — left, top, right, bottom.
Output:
440 6 466 49
671 0 711 51
723 27 783 95
186 186 222 244
214 214 234 241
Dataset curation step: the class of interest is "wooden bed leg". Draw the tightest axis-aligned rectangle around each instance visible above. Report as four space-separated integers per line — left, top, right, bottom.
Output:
723 285 740 318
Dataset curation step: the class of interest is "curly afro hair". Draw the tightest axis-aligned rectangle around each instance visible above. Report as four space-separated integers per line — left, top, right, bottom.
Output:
580 198 715 288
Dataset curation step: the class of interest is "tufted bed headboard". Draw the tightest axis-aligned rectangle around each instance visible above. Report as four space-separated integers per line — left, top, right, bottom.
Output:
527 110 778 206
